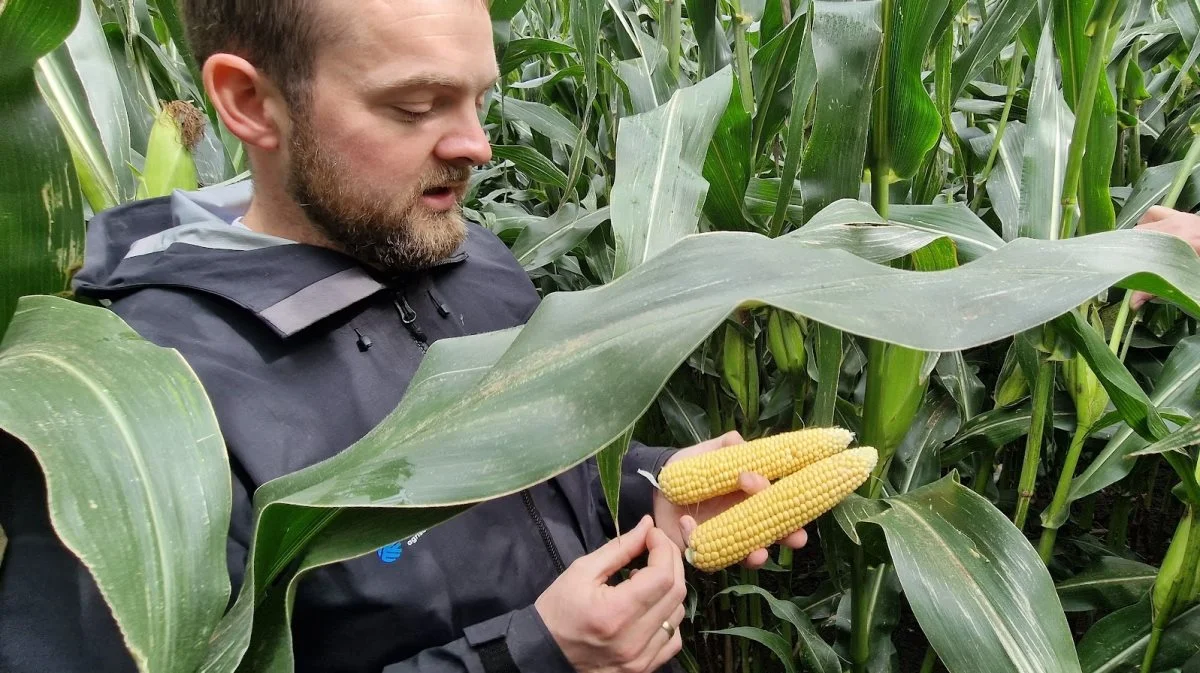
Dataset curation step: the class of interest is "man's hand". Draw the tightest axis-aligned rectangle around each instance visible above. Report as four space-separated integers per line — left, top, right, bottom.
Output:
534 515 685 673
1132 206 1200 308
652 431 808 569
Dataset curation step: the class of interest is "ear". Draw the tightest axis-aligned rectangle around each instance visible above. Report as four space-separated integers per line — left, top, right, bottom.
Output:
203 54 289 152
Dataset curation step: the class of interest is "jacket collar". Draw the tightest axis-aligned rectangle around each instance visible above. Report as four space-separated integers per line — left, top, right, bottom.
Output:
72 182 469 339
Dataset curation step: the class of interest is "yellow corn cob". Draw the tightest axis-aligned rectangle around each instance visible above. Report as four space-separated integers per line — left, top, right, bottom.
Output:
684 447 877 572
657 427 854 506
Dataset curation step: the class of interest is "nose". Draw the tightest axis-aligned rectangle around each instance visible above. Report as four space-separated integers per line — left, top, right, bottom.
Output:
435 106 493 168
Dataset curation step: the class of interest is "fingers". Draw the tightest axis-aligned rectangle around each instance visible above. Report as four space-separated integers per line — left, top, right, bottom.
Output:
737 470 771 496
630 575 687 670
1138 205 1179 225
718 429 746 447
645 621 684 672
620 527 682 608
579 515 654 581
1131 290 1152 310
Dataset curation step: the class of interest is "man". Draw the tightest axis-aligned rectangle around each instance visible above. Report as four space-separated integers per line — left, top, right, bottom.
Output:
0 0 807 671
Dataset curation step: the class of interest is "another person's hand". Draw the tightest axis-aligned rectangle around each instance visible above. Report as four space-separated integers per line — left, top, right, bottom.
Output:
1132 206 1200 308
652 431 808 570
534 515 685 673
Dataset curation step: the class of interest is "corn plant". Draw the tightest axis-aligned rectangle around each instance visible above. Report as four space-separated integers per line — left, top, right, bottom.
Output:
5 0 1200 672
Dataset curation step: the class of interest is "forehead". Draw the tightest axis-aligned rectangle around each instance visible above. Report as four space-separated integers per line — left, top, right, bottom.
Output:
315 0 499 89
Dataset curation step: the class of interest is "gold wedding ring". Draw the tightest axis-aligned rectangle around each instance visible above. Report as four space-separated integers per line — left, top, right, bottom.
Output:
660 620 675 638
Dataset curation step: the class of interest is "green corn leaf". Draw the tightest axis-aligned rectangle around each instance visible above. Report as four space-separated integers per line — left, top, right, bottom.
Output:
704 627 797 673
610 67 732 276
1018 17 1074 240
715 585 842 673
1057 556 1158 613
1071 334 1200 502
866 477 1083 673
767 26 817 237
511 205 611 270
1051 308 1169 442
596 426 633 535
34 0 134 210
491 143 571 189
884 0 951 180
0 0 86 334
492 98 603 165
701 79 754 231
684 0 732 77
749 12 808 159
1053 0 1118 236
0 296 232 673
1078 595 1200 672
1128 414 1200 457
571 0 604 99
951 0 1040 100
798 0 883 222
1116 159 1200 230
499 38 576 76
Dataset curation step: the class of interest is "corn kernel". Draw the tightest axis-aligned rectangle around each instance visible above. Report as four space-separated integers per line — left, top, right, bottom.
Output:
684 447 878 572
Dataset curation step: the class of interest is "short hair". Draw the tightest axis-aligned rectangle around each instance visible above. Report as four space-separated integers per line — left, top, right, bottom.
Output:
181 0 320 106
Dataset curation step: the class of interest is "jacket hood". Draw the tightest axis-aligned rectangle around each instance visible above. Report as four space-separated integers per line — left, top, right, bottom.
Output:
72 180 468 338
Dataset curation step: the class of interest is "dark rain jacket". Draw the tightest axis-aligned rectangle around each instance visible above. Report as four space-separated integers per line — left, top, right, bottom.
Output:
0 182 680 673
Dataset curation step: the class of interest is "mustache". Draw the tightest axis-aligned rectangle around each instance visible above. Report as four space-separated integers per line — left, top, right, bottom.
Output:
418 166 472 191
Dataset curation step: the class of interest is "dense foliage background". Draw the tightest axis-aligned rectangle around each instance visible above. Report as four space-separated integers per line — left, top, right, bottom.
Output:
5 0 1200 671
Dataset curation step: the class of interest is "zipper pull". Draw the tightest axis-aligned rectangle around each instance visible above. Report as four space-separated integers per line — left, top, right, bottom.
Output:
395 296 427 342
427 289 451 318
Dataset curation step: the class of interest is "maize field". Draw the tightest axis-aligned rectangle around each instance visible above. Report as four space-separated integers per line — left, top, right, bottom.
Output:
5 0 1200 671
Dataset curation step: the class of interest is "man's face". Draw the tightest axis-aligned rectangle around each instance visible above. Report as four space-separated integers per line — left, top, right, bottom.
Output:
284 0 498 273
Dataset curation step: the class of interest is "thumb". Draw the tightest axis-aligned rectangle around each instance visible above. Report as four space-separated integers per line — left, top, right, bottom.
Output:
579 515 654 581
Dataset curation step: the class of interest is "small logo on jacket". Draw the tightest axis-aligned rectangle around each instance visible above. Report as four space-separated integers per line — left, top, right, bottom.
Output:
377 542 404 563
376 529 427 564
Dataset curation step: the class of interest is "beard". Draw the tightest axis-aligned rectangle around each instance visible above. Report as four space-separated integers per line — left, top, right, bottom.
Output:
284 114 470 275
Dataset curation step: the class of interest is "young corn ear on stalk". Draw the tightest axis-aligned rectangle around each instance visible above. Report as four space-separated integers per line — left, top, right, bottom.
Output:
685 447 878 572
657 427 854 505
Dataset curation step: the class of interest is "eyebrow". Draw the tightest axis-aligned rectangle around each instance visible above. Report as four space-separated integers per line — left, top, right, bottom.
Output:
373 72 499 95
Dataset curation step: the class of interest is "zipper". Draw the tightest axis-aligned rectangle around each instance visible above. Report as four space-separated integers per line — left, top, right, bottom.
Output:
394 294 428 353
522 489 566 574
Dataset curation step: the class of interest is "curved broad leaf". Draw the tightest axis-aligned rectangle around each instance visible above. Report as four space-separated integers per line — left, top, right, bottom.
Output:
866 477 1082 673
196 226 1200 669
970 121 1027 241
511 204 611 269
684 0 732 77
884 0 950 180
1079 597 1200 672
1057 556 1156 613
34 0 134 211
491 143 570 189
1070 334 1200 503
1052 0 1117 236
749 12 807 158
750 196 1004 262
493 97 603 165
940 402 1076 466
950 0 1040 100
701 80 754 231
798 1 882 222
705 627 797 673
0 296 231 673
610 67 732 276
890 388 960 495
716 584 842 673
0 0 86 334
1116 159 1200 230
1018 18 1074 240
